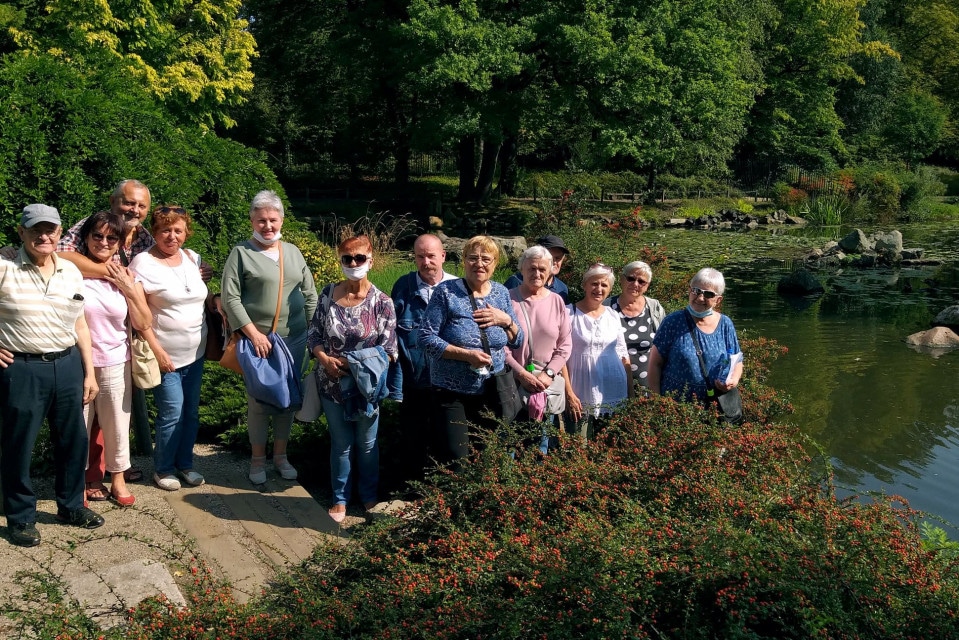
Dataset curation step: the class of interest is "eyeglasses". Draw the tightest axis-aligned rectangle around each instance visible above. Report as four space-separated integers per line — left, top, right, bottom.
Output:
340 254 369 266
158 207 186 215
624 275 649 285
91 232 120 245
465 255 494 266
690 286 719 300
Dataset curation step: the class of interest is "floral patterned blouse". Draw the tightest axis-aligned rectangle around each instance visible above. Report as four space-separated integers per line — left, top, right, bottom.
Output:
307 283 398 403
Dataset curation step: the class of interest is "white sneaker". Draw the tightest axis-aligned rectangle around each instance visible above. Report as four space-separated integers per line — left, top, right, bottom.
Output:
177 469 205 486
274 456 298 480
154 473 181 491
249 456 267 484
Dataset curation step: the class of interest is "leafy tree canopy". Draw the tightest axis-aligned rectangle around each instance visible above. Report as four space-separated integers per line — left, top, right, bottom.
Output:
1 0 255 129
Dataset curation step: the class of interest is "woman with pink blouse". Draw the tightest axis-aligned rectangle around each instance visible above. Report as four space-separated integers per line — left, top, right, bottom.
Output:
506 245 572 452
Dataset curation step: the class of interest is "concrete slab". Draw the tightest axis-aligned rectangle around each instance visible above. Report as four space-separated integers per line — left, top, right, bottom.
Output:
62 558 185 629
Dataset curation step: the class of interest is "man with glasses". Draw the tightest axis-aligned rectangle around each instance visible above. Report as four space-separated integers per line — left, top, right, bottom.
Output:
504 235 571 303
390 234 456 482
0 204 105 546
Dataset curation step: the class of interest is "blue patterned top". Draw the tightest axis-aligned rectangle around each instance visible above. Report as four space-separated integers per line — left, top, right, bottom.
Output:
420 279 523 395
653 311 741 402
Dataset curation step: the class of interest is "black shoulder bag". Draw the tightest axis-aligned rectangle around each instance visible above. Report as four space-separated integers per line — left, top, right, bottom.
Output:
466 281 523 423
684 311 743 424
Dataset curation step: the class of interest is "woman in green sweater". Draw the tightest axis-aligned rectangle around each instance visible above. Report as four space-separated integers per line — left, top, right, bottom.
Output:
221 191 318 484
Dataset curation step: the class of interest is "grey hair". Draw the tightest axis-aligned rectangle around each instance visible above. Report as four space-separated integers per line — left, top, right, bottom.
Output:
112 179 150 200
622 260 652 281
518 245 553 271
249 190 284 218
582 263 615 286
690 267 726 295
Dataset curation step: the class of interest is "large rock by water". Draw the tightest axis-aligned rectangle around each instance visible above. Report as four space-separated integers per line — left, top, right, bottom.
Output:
934 305 959 329
437 233 528 264
838 229 872 253
777 269 825 295
905 327 959 348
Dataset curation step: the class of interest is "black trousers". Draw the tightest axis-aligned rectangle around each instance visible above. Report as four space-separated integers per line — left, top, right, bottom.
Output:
0 349 87 525
432 386 499 466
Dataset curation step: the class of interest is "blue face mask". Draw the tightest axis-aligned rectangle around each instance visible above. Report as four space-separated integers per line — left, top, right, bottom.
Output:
686 304 714 319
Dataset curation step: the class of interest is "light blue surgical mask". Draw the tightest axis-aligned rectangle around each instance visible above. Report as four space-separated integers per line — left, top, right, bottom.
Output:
686 304 714 319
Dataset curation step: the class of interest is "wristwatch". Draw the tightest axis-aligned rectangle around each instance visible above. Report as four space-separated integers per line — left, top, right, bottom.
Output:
545 367 556 379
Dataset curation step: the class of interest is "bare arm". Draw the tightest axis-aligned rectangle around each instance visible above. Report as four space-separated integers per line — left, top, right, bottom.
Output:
647 345 664 395
74 313 99 404
57 252 111 279
562 364 583 422
623 357 634 399
714 360 743 393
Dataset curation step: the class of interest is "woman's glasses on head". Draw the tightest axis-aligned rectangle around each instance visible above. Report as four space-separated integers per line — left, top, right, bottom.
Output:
624 275 649 285
340 254 369 266
91 232 120 245
158 207 186 215
690 286 718 299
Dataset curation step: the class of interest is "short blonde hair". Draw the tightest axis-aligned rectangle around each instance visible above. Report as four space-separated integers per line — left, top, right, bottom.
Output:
462 235 500 264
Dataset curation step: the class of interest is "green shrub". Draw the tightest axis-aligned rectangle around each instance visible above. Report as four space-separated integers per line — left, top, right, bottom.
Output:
799 195 849 225
0 53 282 273
515 171 648 199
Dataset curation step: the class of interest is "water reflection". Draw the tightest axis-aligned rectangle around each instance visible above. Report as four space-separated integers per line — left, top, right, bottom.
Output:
649 222 959 526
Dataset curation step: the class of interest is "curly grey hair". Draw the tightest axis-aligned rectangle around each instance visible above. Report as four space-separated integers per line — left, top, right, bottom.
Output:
249 190 284 218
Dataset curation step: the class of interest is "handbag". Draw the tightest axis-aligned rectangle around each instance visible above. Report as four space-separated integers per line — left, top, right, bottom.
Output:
205 295 226 362
234 243 302 410
238 330 302 410
684 311 743 424
129 326 161 389
516 299 566 417
295 366 322 422
467 282 522 423
220 332 243 374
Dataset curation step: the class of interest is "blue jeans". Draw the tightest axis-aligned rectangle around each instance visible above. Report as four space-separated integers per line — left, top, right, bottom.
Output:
322 395 379 505
152 358 204 476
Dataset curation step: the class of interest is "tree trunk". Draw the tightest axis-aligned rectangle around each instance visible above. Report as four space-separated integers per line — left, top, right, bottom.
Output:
456 135 477 202
394 142 411 186
498 133 519 196
474 137 500 204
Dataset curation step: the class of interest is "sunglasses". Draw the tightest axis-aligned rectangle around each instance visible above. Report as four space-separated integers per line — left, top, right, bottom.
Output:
690 286 719 300
91 232 120 245
157 207 187 215
624 275 649 285
340 254 369 266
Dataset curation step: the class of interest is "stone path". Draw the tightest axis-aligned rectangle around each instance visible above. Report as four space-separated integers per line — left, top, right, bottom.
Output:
0 444 404 631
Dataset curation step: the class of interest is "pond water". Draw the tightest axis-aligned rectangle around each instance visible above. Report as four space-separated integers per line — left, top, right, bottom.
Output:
647 223 959 528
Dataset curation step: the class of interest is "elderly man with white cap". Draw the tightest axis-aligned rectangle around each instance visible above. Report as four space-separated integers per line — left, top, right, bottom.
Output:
0 204 104 547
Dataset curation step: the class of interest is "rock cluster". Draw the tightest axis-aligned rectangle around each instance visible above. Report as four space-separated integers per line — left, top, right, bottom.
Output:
804 228 939 268
664 208 806 230
435 231 528 264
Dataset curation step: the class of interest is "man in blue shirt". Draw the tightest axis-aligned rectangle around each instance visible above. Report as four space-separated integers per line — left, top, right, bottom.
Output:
503 235 570 303
391 234 456 481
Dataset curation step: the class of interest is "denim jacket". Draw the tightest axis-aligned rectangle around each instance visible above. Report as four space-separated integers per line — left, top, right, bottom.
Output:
339 345 391 419
391 271 455 391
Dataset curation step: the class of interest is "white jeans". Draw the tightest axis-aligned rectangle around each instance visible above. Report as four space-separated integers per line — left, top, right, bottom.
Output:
83 361 132 473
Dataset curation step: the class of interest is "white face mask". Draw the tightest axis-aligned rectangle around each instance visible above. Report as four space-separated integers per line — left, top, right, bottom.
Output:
252 230 282 246
341 263 371 281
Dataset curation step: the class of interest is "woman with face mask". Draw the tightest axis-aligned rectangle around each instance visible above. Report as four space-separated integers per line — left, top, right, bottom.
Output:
647 268 742 408
221 191 318 485
307 235 397 523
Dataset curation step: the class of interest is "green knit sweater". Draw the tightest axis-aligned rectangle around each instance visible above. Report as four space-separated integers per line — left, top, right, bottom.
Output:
221 241 318 337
